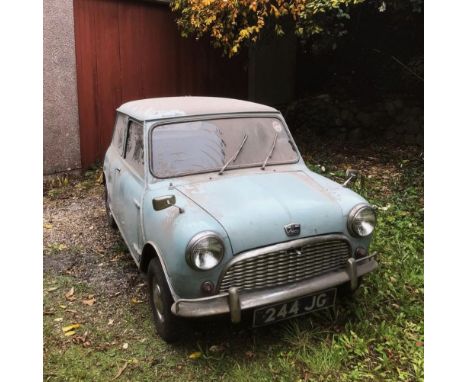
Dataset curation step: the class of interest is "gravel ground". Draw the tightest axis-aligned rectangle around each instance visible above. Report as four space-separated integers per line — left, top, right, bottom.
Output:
43 175 142 299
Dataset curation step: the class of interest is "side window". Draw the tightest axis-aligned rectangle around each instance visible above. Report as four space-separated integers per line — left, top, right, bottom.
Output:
125 121 144 177
112 114 127 154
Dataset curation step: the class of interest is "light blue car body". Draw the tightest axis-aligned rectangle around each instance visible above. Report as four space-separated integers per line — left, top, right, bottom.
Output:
103 97 374 301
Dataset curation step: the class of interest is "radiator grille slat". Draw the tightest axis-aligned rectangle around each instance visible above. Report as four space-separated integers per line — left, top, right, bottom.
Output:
218 238 350 293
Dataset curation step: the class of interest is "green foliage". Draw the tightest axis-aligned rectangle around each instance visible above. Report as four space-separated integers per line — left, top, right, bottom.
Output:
170 0 366 56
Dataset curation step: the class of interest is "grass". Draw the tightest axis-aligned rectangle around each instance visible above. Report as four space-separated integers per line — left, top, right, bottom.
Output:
43 145 423 381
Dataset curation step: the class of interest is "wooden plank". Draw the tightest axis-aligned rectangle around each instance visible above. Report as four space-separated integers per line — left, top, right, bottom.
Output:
93 0 122 162
140 3 178 98
118 0 144 103
74 0 248 169
74 0 99 168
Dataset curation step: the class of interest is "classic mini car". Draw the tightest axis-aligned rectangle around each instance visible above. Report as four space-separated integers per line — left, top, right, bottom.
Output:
103 96 377 342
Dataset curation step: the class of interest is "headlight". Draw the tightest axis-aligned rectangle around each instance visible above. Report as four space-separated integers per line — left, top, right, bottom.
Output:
186 232 224 271
348 204 376 237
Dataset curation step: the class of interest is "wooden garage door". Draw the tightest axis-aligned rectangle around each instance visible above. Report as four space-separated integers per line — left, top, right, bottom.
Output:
73 0 248 169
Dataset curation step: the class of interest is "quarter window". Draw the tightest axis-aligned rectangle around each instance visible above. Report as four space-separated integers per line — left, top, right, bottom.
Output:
125 121 144 177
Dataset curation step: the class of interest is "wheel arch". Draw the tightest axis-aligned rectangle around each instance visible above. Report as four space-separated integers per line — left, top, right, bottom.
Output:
140 242 178 300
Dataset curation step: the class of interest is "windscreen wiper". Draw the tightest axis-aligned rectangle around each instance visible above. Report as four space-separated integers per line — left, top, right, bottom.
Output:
261 132 278 170
218 134 248 175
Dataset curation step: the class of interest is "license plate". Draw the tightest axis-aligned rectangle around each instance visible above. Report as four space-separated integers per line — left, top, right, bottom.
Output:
252 289 336 327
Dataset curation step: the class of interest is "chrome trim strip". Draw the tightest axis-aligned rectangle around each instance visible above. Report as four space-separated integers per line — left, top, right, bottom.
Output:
216 234 351 292
228 287 241 323
355 251 378 264
346 258 358 290
171 258 378 318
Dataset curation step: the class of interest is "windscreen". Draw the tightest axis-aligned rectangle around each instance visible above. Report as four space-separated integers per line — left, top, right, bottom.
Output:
151 117 298 178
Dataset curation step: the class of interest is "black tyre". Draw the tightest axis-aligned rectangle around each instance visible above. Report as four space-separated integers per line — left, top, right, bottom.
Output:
147 258 183 342
104 185 117 229
337 277 362 299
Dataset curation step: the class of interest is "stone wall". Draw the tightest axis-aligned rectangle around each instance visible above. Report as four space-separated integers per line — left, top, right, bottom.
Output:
282 94 423 146
43 0 81 174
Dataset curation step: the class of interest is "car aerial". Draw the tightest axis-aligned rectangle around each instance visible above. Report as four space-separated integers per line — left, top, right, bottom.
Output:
103 96 378 342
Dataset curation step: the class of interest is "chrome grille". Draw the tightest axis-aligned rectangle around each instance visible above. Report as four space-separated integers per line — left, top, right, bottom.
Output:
218 237 350 293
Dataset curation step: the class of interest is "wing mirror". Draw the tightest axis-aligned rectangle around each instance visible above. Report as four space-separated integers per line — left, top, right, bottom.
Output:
152 195 184 213
342 168 359 187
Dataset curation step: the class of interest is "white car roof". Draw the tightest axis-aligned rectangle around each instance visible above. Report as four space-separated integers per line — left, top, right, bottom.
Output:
116 96 279 121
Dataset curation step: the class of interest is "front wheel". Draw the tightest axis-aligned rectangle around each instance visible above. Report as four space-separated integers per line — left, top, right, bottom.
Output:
337 277 362 299
147 258 183 342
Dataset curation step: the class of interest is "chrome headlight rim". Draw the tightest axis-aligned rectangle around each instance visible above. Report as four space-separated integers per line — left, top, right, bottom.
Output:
186 231 225 271
347 203 376 237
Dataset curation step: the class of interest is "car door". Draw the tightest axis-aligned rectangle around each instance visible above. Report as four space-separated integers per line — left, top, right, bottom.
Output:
105 113 127 221
115 120 145 262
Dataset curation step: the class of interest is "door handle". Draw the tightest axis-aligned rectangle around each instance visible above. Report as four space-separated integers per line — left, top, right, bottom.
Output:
114 168 121 173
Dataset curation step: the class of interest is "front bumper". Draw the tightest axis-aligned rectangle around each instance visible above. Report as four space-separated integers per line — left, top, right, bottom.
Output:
171 254 378 323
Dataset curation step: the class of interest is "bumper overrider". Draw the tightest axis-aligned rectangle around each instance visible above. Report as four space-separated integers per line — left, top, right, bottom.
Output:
171 254 378 323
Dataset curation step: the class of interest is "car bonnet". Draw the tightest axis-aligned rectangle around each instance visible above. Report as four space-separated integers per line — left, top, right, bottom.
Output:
175 170 347 255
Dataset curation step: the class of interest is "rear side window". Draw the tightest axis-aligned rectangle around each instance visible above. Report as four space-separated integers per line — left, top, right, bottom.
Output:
125 121 144 177
112 114 127 153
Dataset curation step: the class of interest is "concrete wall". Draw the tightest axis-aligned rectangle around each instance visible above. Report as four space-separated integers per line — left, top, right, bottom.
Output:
43 0 81 174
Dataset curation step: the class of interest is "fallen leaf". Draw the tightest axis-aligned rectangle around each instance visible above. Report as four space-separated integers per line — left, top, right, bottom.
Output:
62 323 80 333
82 297 96 306
416 341 424 347
64 331 76 336
47 287 59 292
44 223 53 229
54 317 63 322
73 331 90 346
96 172 104 184
65 287 75 300
188 351 202 360
73 336 89 345
113 362 128 380
209 345 225 353
131 298 143 304
376 203 391 211
108 319 114 326
59 305 67 309
122 343 128 350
